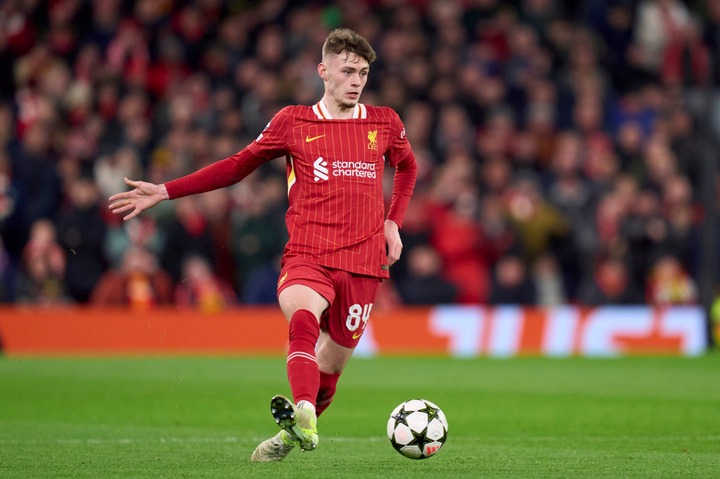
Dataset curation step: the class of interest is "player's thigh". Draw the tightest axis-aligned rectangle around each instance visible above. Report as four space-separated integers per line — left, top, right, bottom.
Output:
278 284 330 322
276 258 334 321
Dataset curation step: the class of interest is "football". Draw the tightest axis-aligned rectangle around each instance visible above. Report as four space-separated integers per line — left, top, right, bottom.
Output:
386 399 448 459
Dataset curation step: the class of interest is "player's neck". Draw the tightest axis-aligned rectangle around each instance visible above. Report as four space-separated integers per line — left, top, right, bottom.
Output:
320 97 356 119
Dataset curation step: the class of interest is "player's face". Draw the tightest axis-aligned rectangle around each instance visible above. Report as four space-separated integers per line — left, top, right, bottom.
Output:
319 51 369 111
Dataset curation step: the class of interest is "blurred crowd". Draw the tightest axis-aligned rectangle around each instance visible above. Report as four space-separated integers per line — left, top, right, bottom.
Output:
0 0 718 310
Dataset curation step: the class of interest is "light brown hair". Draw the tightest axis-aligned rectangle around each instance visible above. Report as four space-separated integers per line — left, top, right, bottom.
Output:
322 28 377 64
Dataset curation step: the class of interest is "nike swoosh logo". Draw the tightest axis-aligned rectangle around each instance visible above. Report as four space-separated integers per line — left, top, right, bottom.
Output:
305 134 325 143
352 332 363 340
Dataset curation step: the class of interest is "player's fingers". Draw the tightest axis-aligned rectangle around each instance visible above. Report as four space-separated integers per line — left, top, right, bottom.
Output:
108 192 129 203
123 177 139 188
123 209 141 221
387 247 401 265
110 203 134 214
109 179 140 203
108 196 131 208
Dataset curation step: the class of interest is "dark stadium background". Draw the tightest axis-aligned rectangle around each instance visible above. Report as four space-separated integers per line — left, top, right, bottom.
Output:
0 0 718 351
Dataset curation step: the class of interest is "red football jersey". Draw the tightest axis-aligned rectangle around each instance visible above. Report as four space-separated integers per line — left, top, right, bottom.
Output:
165 101 417 278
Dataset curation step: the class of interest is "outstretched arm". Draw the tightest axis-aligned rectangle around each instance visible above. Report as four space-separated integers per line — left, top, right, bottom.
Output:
108 146 272 221
108 177 169 221
108 109 288 221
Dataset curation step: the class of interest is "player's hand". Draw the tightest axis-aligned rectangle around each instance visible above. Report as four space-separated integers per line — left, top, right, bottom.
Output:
108 177 169 221
384 219 403 266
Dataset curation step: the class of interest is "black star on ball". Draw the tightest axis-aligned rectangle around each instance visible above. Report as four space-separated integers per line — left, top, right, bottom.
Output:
392 407 411 426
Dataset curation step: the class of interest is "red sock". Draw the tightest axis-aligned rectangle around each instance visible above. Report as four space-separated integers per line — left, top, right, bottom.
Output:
316 371 341 417
287 309 320 406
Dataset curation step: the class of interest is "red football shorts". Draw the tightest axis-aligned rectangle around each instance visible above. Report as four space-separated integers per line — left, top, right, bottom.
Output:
277 257 380 348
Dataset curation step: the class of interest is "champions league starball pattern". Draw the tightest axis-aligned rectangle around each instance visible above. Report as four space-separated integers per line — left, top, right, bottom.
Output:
386 399 448 459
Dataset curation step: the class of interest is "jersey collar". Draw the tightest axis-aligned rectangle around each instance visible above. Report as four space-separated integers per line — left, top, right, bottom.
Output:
312 100 367 119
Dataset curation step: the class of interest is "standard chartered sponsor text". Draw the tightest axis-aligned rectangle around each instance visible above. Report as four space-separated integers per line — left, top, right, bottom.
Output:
332 160 377 178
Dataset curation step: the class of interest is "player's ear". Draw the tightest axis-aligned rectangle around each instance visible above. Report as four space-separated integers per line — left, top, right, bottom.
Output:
318 62 327 81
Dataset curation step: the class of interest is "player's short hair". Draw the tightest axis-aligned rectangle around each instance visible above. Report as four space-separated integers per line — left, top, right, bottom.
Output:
322 28 377 64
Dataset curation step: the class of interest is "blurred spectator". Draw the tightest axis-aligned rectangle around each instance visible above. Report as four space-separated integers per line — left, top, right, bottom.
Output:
666 106 704 189
159 195 217 284
55 172 107 302
175 254 237 312
477 107 516 161
94 147 143 202
510 128 544 180
661 173 701 272
428 182 492 304
146 33 191 100
433 103 476 158
632 0 691 77
558 29 612 116
645 254 698 305
576 256 644 305
545 131 594 294
105 18 149 87
480 154 514 196
619 188 669 288
0 148 20 243
196 187 236 287
87 0 122 52
661 15 710 88
641 134 678 194
240 254 283 305
504 23 543 94
15 219 69 305
503 175 570 264
90 246 173 309
488 254 535 305
396 244 457 305
608 86 659 143
532 253 567 306
230 172 287 297
7 121 62 255
586 0 636 92
614 120 646 177
104 214 163 269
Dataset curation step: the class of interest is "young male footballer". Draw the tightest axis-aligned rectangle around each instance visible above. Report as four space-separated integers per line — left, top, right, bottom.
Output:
109 27 417 461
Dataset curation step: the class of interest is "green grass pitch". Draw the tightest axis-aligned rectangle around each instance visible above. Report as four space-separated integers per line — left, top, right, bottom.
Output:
1 355 719 478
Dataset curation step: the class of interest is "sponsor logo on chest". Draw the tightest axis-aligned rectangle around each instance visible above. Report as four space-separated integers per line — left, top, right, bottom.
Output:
310 129 382 182
313 157 377 182
313 158 329 182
